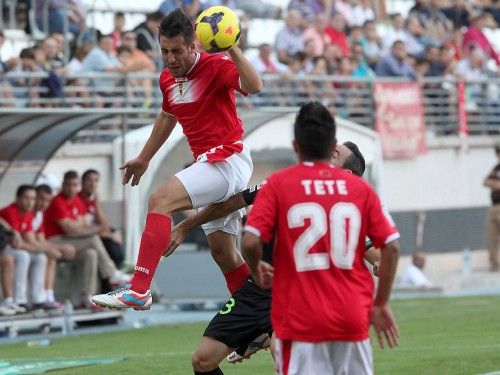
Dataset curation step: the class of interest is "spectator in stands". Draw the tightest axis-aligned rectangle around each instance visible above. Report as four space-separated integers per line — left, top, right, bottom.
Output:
7 48 43 107
0 217 26 315
383 13 407 51
120 31 156 73
275 10 304 65
333 0 355 26
82 33 122 100
0 185 47 311
404 16 428 57
483 0 500 25
324 13 350 57
0 31 20 73
362 20 384 68
159 0 201 19
462 12 500 65
0 31 17 108
455 47 487 80
351 42 374 77
447 26 464 60
376 40 417 78
484 145 500 272
324 43 342 73
399 250 433 287
134 11 164 68
35 0 86 37
49 32 66 61
33 184 76 309
42 37 65 73
44 170 130 308
351 0 375 27
302 13 330 57
442 0 471 28
66 43 92 74
111 12 126 51
409 0 432 24
251 43 289 76
438 44 457 76
425 45 443 76
288 0 325 24
79 169 125 268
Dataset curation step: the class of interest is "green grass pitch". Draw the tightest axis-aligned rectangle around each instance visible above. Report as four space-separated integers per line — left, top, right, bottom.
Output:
2 296 500 374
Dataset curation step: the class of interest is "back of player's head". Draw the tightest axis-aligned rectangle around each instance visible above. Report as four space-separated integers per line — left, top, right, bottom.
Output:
159 8 194 45
342 141 366 177
294 102 336 161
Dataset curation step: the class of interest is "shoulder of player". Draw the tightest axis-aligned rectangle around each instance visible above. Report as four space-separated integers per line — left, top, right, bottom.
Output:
159 67 174 87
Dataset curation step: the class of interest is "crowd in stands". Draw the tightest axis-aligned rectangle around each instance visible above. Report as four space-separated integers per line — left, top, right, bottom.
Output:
0 169 129 316
0 0 499 111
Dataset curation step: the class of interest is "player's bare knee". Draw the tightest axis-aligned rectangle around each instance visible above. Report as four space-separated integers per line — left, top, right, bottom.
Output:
191 350 215 371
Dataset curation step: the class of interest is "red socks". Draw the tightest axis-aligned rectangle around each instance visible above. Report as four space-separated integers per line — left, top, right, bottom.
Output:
224 262 251 294
131 213 171 294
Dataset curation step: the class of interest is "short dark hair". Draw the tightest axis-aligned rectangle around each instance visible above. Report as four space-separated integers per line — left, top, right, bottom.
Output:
159 8 194 44
294 102 336 161
63 170 79 182
82 169 99 182
147 11 165 23
115 11 125 18
16 184 36 198
117 46 132 55
20 48 35 60
495 145 500 154
342 141 366 177
36 184 52 195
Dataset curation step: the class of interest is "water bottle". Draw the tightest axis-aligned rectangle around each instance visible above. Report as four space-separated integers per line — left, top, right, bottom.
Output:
462 248 471 275
62 300 74 335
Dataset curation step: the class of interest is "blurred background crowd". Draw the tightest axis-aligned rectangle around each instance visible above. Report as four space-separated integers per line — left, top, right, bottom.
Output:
0 0 498 109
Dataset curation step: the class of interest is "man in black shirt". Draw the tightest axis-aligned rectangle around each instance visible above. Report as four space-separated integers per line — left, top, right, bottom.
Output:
484 145 500 271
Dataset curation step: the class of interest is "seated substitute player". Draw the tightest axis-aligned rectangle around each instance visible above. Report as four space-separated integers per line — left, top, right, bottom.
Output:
243 102 400 375
91 9 262 310
165 142 388 373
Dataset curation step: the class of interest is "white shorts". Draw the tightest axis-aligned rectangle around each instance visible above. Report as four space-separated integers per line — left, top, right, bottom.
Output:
175 145 253 236
275 338 373 375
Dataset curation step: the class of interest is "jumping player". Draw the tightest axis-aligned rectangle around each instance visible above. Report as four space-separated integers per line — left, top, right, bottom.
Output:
91 9 262 310
243 102 400 375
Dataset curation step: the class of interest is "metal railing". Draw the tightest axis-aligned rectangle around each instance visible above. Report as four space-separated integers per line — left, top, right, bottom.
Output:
0 72 498 138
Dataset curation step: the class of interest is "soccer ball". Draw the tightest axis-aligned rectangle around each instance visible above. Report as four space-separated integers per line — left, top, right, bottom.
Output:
195 6 241 53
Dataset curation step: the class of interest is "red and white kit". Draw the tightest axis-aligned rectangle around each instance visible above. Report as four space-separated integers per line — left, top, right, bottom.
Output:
246 162 400 375
160 51 252 234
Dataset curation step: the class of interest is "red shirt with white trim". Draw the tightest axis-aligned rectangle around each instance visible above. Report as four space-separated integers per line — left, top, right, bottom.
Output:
43 193 88 238
0 203 34 233
79 192 97 223
246 162 399 343
160 52 246 162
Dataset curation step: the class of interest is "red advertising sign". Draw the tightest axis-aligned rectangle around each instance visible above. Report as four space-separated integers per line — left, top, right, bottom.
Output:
373 82 427 158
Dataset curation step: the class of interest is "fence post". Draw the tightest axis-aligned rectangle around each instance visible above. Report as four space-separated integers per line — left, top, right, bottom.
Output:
457 80 468 152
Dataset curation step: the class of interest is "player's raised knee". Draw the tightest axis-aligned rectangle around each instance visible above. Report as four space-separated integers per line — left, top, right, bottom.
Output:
191 350 217 372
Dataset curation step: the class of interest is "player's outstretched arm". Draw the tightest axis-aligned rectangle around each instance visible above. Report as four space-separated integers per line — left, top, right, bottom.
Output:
242 232 274 289
121 112 177 186
371 240 400 349
164 192 248 257
227 46 263 94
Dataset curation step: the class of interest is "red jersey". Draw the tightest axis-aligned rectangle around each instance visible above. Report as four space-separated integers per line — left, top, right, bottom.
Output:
44 193 87 238
246 162 399 342
79 192 96 220
0 203 34 233
160 52 246 162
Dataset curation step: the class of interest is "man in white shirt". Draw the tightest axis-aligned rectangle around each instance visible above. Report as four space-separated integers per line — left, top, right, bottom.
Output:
399 250 433 288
